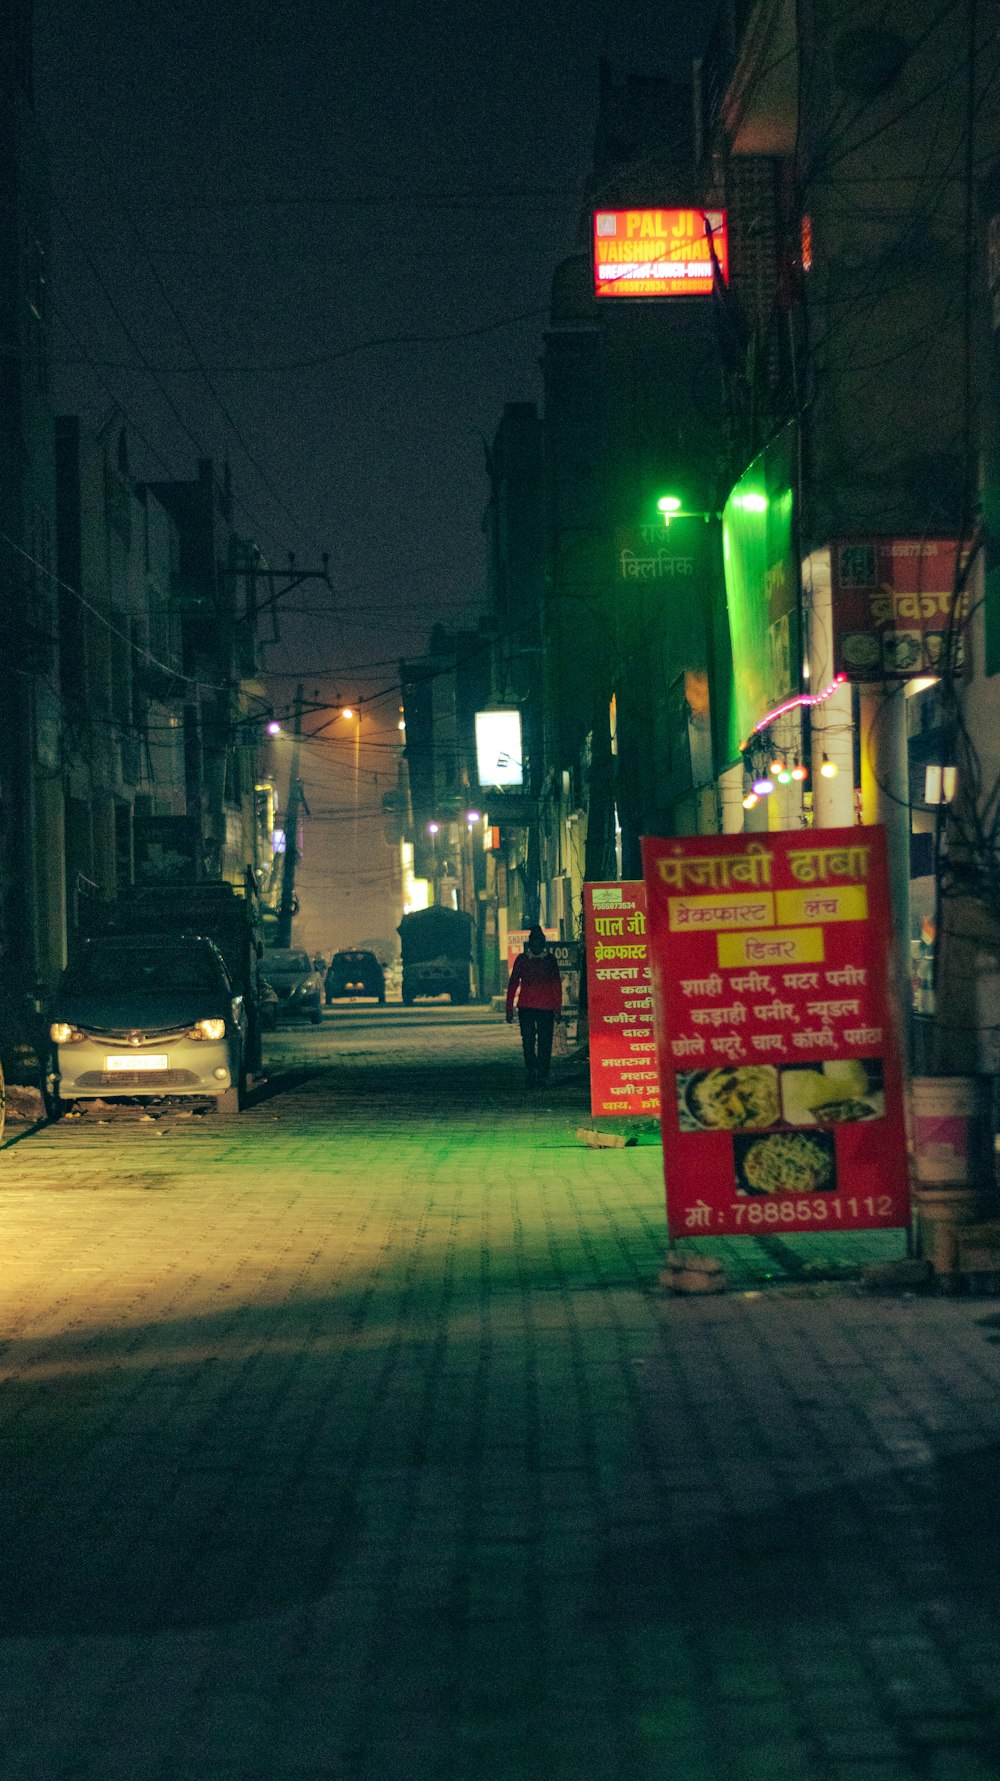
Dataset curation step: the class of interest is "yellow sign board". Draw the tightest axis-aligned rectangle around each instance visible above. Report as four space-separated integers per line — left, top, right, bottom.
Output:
716 927 826 969
668 893 775 933
775 886 868 926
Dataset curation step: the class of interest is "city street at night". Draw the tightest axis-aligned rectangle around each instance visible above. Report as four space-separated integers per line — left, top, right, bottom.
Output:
2 1009 1000 1780
3 0 1000 1776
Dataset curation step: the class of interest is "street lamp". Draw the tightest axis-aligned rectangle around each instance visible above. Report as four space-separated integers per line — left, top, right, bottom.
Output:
656 493 720 527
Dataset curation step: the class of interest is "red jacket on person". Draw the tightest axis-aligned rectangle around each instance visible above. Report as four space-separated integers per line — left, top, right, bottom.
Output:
506 949 562 1018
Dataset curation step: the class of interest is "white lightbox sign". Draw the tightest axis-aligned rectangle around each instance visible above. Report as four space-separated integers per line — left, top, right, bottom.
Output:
475 710 523 787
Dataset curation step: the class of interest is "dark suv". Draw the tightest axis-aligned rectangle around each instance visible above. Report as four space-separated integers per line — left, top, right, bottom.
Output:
325 950 386 1004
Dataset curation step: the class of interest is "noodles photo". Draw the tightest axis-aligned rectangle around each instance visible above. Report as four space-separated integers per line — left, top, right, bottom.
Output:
735 1131 836 1196
677 1066 780 1132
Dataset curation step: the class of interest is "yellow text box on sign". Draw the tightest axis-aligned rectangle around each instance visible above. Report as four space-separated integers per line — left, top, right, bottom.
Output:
716 927 826 969
775 886 868 926
668 892 775 933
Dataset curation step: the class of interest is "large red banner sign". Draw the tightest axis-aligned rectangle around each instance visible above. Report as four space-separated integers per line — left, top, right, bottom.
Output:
640 829 909 1237
584 883 660 1118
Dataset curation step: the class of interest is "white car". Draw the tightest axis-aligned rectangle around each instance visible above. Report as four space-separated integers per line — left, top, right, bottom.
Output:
47 934 248 1115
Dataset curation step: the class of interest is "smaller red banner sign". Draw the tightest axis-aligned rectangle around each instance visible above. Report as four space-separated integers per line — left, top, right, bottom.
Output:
832 537 964 679
641 829 909 1237
584 883 660 1118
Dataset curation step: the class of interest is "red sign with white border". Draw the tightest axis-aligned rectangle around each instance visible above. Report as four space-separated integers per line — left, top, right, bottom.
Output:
592 208 728 298
584 883 660 1118
640 828 908 1237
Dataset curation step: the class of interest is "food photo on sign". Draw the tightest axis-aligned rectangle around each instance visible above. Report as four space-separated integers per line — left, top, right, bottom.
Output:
733 1129 837 1197
639 828 909 1237
779 1059 884 1127
675 1065 779 1132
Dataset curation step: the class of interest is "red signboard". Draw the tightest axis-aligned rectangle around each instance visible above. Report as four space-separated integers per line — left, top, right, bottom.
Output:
584 883 660 1118
592 209 727 298
832 538 964 679
640 829 909 1237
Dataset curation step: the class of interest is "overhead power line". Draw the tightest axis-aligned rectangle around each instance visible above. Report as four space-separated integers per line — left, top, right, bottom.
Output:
43 304 552 378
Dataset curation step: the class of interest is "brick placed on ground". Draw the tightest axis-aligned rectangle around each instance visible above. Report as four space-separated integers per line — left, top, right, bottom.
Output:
661 1248 727 1294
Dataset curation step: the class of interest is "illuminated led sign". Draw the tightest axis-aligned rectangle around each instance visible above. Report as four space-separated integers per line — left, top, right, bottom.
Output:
722 422 800 750
475 710 523 788
592 209 728 298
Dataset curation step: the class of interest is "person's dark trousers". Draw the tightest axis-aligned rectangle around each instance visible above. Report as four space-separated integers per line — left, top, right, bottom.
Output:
518 1007 555 1084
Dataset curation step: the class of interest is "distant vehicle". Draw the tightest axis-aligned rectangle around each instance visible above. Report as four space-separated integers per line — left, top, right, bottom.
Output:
398 907 474 1005
263 949 324 1023
46 934 248 1116
325 949 386 1005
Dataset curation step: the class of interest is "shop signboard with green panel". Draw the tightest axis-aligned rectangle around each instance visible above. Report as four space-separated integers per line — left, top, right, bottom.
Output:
721 424 800 754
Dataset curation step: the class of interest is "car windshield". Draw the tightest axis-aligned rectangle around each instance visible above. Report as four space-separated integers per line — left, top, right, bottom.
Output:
64 944 222 993
266 951 311 973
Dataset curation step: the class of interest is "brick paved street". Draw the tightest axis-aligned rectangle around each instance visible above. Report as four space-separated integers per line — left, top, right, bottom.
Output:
2 1006 1000 1780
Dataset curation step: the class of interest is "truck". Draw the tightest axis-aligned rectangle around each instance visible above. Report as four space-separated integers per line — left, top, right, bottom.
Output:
77 872 269 1073
398 906 474 1006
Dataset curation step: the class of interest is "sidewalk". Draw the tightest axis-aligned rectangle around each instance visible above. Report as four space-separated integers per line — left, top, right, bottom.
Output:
0 1020 997 1780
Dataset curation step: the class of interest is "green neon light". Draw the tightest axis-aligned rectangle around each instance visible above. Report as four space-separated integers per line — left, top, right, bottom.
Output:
721 423 800 749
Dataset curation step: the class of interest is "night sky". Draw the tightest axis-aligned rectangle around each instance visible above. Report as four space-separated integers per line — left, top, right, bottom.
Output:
33 0 715 953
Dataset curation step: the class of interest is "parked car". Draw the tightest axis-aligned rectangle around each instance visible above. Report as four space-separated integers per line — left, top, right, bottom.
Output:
258 974 280 1031
325 949 386 1005
46 933 248 1116
263 949 324 1023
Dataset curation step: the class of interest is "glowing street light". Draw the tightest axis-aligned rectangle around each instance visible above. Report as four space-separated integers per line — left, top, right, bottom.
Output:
266 720 282 736
656 492 719 527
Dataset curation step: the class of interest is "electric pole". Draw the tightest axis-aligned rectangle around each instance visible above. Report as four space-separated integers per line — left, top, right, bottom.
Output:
275 684 304 949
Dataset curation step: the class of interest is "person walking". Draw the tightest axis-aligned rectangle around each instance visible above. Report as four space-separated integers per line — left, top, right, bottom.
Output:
506 926 562 1087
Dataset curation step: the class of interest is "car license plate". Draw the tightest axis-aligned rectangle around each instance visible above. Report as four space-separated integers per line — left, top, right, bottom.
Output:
105 1054 169 1071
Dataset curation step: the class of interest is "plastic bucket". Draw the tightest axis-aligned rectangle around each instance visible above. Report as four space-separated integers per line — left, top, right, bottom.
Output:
909 1075 990 1186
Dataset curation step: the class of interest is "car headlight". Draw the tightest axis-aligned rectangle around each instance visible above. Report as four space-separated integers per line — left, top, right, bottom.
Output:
191 1017 227 1041
50 1022 84 1044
